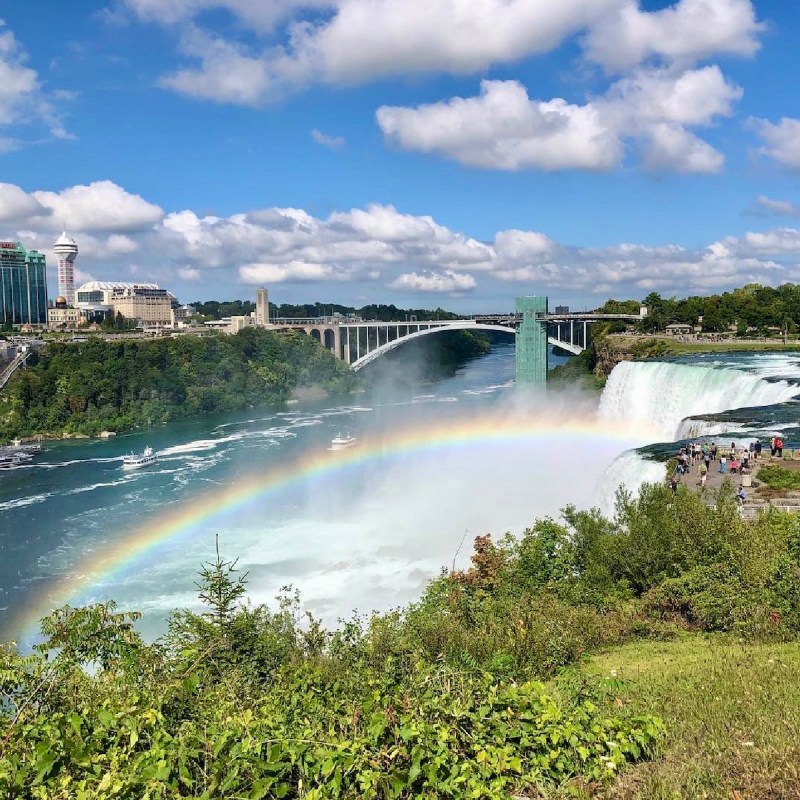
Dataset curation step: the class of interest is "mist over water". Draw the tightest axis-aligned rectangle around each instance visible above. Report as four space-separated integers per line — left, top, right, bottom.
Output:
0 345 646 643
4 344 800 646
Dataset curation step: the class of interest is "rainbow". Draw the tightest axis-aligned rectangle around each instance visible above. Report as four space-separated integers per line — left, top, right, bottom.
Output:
10 410 655 642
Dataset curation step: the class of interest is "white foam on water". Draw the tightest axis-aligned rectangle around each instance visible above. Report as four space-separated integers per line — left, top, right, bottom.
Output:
594 451 669 517
600 360 800 440
0 493 53 511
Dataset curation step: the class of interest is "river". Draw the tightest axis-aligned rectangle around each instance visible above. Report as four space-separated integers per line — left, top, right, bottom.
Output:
3 344 800 646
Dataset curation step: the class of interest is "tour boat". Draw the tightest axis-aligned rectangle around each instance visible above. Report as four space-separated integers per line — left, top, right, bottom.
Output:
122 446 157 470
0 452 32 469
329 433 357 451
0 440 39 468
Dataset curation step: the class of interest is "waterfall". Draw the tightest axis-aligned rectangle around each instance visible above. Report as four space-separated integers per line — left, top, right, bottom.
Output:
594 450 667 516
599 360 800 441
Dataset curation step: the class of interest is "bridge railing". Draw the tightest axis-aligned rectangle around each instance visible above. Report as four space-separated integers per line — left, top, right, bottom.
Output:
0 351 30 391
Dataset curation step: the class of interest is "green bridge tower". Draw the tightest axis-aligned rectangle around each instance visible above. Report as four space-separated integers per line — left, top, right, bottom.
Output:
515 295 549 385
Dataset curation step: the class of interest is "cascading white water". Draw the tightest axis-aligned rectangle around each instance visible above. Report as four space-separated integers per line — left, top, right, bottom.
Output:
594 450 667 516
599 360 800 441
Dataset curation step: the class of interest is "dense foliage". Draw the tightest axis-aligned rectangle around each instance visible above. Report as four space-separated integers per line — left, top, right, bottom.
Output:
753 464 800 491
189 300 256 320
0 329 356 440
190 300 463 323
3 481 800 797
599 284 800 334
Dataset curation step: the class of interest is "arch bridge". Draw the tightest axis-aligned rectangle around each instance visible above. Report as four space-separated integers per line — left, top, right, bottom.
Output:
270 297 645 384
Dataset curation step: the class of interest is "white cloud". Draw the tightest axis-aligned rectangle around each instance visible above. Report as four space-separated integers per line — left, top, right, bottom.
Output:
240 260 338 283
742 229 800 254
377 67 738 173
378 81 619 171
494 230 555 260
752 117 800 171
0 20 72 145
0 182 49 223
158 26 278 105
755 196 800 218
311 128 345 150
122 0 334 33
5 178 800 304
106 234 139 254
603 65 741 127
639 123 724 173
0 22 38 126
583 0 762 72
32 181 164 232
129 0 761 106
389 270 477 294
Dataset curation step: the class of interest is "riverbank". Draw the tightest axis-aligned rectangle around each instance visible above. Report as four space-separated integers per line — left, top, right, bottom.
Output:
0 329 357 443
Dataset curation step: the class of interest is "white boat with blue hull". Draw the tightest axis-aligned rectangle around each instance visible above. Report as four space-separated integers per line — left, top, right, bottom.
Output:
122 446 157 470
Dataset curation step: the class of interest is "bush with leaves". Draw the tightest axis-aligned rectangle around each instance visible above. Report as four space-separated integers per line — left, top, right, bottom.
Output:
0 547 665 799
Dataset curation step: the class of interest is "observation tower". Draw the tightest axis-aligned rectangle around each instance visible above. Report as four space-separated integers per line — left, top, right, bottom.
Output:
53 231 78 307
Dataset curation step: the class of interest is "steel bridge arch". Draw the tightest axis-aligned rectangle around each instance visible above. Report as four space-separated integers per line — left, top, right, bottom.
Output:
349 323 517 372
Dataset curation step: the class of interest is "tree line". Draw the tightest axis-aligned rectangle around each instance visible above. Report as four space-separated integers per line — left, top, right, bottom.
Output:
598 283 800 334
190 300 463 323
0 328 355 440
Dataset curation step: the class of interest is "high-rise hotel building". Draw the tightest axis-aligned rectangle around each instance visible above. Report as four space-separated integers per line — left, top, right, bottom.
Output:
53 231 78 307
0 241 48 325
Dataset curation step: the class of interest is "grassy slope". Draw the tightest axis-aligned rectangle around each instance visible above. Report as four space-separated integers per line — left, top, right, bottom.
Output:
611 336 800 355
551 636 800 799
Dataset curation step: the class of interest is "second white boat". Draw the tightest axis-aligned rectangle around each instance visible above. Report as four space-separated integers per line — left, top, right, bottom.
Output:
122 446 157 470
329 433 357 451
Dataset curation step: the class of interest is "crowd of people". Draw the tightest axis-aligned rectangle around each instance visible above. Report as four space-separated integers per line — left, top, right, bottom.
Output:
668 435 787 502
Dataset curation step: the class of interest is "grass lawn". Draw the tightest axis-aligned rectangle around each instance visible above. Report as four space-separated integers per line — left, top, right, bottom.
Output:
547 636 800 799
667 341 800 355
612 336 800 356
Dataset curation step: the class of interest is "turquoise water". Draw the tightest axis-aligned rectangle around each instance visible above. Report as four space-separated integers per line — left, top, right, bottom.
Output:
5 345 796 646
2 346 531 642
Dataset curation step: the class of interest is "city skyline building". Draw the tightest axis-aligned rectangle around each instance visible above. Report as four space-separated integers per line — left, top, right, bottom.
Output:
255 287 269 326
76 281 174 325
53 231 78 308
0 241 48 325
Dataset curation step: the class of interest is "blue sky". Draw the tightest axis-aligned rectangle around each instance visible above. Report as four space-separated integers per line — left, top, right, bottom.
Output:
0 0 798 311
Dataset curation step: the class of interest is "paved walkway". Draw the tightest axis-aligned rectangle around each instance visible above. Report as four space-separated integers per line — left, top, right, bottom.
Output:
672 451 800 517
